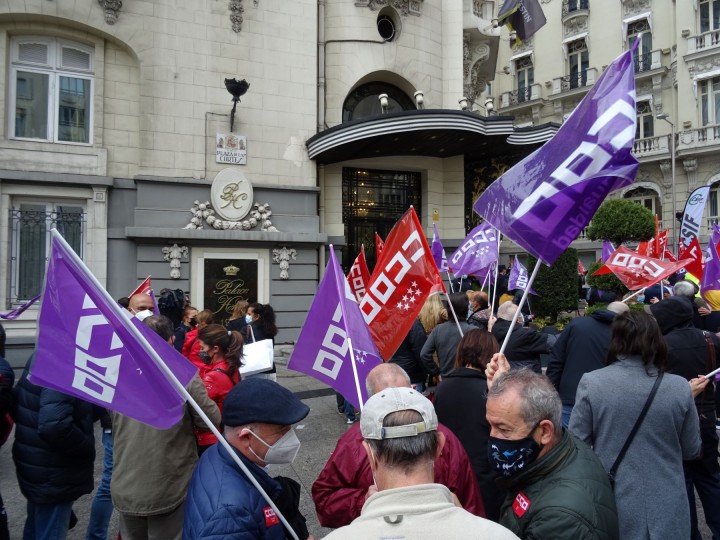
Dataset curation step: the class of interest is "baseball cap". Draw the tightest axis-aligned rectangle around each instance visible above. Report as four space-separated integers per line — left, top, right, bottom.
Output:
223 378 310 427
360 387 438 440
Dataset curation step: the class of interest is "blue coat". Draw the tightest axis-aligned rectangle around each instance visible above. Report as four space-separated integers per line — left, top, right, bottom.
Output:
183 442 286 540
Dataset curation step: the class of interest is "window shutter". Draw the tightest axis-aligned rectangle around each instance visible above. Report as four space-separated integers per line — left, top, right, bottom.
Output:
17 42 49 66
60 46 91 72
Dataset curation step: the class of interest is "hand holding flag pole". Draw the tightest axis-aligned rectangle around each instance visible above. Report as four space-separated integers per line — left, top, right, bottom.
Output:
43 230 301 540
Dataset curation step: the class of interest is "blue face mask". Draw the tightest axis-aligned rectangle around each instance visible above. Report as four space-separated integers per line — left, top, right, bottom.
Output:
245 314 253 324
488 423 543 478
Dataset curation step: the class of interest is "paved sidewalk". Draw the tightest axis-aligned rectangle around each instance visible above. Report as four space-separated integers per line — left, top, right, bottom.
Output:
0 347 349 539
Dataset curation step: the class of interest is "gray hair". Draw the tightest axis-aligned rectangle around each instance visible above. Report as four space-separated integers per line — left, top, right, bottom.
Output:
365 409 438 473
143 315 174 341
488 369 563 437
497 301 521 322
674 281 696 298
606 301 630 315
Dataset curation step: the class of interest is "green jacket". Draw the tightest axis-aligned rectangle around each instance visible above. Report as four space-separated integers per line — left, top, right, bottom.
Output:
498 430 618 540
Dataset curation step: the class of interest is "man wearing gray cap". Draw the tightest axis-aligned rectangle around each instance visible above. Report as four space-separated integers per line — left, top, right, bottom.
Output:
324 387 519 539
183 378 314 540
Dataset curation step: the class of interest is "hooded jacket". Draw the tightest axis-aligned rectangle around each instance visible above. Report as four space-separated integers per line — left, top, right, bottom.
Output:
650 296 718 418
491 319 548 373
546 309 617 406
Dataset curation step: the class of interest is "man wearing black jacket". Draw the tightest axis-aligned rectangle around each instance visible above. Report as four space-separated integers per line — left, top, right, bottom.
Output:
546 301 628 427
491 301 549 374
649 295 720 540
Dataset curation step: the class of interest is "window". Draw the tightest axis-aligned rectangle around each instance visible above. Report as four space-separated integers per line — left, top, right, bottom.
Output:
709 185 720 227
515 56 534 103
636 101 654 139
342 82 416 122
567 39 589 89
9 201 86 302
628 20 652 72
565 0 589 13
10 37 94 144
700 77 720 126
700 0 720 32
624 188 661 216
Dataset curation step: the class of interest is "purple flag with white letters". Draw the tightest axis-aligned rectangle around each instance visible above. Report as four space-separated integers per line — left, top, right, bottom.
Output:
431 224 449 272
601 240 616 263
31 234 197 429
288 248 382 409
508 257 537 295
0 295 40 320
473 44 639 265
701 226 720 301
449 223 499 277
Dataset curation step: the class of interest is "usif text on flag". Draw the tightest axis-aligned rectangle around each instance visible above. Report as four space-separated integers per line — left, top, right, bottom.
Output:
288 248 382 409
594 246 689 291
473 45 639 266
680 186 711 249
347 246 371 303
360 207 442 360
32 233 197 429
449 222 499 277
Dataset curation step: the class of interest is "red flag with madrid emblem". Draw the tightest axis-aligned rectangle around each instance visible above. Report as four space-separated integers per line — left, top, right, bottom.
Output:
347 246 371 303
360 208 442 359
593 246 690 290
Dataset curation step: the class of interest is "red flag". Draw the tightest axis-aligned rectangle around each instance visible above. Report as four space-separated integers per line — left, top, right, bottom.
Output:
594 246 690 290
662 248 677 263
130 276 152 297
375 233 385 261
657 230 668 258
347 246 371 303
360 208 441 359
679 236 703 279
636 241 650 256
578 259 587 275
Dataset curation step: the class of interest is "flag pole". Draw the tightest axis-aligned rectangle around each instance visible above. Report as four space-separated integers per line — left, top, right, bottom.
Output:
500 259 542 354
623 287 647 303
488 263 498 312
329 245 365 411
480 268 491 291
49 230 300 540
491 234 502 313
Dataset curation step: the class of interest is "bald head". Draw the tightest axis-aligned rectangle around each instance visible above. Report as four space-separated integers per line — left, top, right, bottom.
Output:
128 293 154 313
606 301 630 315
365 363 411 396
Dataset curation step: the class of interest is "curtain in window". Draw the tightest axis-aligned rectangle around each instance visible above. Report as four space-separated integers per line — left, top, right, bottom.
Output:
17 204 47 300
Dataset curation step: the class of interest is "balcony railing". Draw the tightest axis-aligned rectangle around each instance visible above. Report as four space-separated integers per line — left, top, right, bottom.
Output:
551 68 597 95
687 29 720 54
499 83 541 108
633 50 663 73
677 124 720 149
632 134 670 158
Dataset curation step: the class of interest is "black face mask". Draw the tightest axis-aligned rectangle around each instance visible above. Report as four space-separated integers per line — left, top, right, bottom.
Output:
488 422 543 478
188 318 197 327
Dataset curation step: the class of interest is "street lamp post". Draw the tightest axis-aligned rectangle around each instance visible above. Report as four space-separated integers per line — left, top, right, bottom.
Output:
657 112 676 254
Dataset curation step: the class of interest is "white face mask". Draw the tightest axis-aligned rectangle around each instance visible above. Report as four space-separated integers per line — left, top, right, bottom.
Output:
244 428 301 465
134 309 154 321
245 314 253 324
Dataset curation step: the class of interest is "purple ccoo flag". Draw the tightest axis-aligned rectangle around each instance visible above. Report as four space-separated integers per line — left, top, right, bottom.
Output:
701 225 720 301
473 43 639 266
449 222 499 277
0 294 40 320
508 257 537 295
431 224 449 272
601 240 616 263
288 248 382 409
31 232 197 429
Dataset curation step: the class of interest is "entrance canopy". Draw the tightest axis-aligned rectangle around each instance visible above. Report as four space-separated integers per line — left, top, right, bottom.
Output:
307 109 558 164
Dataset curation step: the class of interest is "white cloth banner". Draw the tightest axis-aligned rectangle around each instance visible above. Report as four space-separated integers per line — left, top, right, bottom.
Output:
679 185 711 249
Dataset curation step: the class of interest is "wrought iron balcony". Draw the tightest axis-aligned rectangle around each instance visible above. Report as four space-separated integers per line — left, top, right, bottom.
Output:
551 68 597 95
499 84 542 108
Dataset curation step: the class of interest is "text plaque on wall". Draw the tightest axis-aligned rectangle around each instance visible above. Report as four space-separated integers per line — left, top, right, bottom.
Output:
203 259 258 326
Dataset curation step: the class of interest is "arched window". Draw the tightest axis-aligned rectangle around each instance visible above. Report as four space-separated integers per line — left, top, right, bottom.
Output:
342 82 415 122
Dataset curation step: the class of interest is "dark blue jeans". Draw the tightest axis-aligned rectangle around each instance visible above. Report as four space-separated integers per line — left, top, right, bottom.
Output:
23 501 73 540
686 419 720 540
86 431 114 540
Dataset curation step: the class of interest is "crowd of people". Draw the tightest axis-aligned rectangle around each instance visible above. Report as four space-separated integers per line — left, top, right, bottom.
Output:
1 268 719 540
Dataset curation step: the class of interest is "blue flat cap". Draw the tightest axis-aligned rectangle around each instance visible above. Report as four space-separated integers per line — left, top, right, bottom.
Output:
222 378 310 427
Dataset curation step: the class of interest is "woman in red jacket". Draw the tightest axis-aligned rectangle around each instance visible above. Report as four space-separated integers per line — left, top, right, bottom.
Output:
195 324 242 454
181 309 214 374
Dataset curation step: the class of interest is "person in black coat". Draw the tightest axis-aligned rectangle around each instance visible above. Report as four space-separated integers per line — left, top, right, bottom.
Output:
389 319 428 391
12 352 96 539
649 295 720 540
491 301 549 373
433 328 506 521
0 354 14 540
546 301 629 427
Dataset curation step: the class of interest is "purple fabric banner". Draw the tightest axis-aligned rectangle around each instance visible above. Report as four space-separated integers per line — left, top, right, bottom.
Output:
702 226 720 300
473 45 639 266
0 295 40 320
30 234 197 429
288 249 382 409
449 223 499 277
431 224 449 272
508 257 537 295
602 240 616 263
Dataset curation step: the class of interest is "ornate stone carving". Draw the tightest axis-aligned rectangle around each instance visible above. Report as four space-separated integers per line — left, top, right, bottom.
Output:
659 161 672 190
272 247 297 280
229 0 244 32
463 35 491 103
162 244 189 280
622 0 651 16
684 158 699 191
98 0 122 25
563 16 588 37
355 0 423 15
512 36 534 56
184 201 280 232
